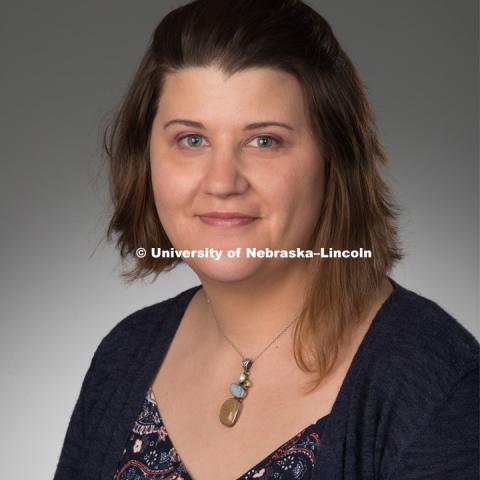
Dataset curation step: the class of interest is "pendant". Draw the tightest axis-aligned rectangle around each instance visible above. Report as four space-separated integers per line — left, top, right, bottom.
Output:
219 358 253 427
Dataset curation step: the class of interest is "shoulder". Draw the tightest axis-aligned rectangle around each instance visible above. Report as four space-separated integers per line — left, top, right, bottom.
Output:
91 284 202 364
362 280 480 478
346 280 479 477
364 278 478 408
387 281 477 371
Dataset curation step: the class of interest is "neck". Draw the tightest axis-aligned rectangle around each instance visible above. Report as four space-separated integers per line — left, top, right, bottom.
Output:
195 262 313 357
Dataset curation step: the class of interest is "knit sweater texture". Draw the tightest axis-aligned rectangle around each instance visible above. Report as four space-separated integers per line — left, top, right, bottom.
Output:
53 278 479 479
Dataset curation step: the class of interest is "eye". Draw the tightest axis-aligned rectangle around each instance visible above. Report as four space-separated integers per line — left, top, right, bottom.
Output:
248 135 282 148
177 134 207 148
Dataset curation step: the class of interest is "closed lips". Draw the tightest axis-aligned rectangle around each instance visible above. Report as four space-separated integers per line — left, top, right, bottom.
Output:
198 212 258 219
197 212 259 227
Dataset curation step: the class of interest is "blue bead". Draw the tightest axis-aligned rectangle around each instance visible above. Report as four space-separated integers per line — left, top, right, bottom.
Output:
230 383 245 398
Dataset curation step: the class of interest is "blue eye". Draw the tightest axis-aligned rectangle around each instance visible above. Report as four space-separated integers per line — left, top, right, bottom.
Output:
177 133 282 149
178 134 205 148
250 136 281 148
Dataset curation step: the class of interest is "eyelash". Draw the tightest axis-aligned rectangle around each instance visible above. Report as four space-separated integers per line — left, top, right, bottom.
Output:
175 134 283 149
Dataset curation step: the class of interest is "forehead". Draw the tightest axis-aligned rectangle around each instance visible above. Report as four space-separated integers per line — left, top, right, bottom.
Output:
157 66 308 127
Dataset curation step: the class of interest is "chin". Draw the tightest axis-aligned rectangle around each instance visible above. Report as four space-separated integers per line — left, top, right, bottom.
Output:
186 257 269 284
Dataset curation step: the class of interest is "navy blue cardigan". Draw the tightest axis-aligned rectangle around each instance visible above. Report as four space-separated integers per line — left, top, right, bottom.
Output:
53 279 479 479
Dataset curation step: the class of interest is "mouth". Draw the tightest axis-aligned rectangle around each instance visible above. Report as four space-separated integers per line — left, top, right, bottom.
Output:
196 211 259 228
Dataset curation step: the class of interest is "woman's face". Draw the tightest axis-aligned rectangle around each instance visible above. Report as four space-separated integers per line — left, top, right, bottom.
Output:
149 65 325 282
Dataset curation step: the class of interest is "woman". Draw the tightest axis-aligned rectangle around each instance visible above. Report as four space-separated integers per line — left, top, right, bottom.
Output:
54 1 479 479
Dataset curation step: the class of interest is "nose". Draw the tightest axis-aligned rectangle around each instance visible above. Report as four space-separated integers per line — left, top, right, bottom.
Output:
202 146 249 198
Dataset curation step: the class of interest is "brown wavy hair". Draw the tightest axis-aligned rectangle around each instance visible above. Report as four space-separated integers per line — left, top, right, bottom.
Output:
102 0 403 392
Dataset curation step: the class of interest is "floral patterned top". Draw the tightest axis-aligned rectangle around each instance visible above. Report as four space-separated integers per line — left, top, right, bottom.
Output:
112 387 329 480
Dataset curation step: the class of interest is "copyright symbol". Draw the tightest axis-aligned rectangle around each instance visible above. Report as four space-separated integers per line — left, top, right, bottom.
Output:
136 247 147 258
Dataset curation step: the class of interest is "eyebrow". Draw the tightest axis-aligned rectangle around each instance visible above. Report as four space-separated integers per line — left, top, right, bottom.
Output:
163 118 294 131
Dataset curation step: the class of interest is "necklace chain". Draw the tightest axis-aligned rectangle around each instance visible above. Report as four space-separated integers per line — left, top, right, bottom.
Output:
206 297 298 362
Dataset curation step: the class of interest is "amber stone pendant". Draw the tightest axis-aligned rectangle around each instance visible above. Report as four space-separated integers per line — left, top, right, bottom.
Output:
219 358 254 427
219 397 242 426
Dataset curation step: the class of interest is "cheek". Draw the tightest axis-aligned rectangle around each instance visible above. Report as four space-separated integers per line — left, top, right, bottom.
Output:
266 158 324 223
297 151 325 206
150 163 194 245
303 166 325 214
151 168 175 212
150 159 194 214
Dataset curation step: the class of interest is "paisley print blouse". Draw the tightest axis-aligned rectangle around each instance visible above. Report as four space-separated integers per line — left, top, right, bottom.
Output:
112 387 328 479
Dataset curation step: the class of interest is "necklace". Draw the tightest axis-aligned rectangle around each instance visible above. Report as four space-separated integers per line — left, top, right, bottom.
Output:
206 297 299 427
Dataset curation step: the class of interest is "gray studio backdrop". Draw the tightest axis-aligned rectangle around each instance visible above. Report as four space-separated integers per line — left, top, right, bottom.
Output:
1 1 478 477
